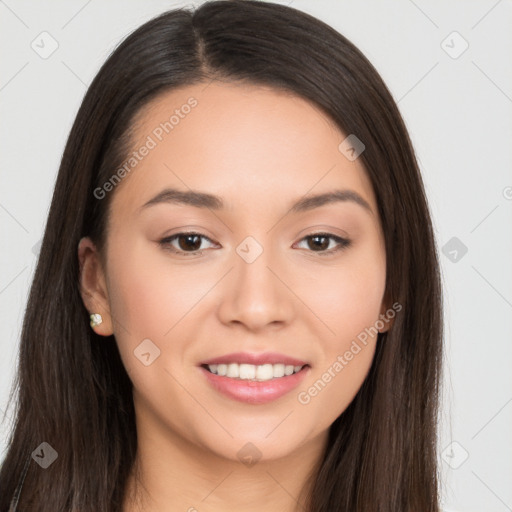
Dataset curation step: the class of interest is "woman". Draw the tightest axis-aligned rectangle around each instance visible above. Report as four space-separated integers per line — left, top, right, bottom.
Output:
0 1 443 510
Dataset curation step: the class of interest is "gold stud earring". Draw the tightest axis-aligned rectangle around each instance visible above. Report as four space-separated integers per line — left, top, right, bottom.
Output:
90 313 103 328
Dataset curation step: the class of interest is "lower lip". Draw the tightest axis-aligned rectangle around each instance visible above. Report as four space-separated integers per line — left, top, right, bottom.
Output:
200 366 310 405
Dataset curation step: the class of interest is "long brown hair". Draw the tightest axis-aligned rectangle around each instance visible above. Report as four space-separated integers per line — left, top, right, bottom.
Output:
0 1 443 510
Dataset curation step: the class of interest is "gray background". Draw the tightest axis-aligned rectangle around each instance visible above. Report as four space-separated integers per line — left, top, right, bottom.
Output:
1 1 511 510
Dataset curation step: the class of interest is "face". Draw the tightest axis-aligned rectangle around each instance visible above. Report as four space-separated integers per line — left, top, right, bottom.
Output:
79 81 390 463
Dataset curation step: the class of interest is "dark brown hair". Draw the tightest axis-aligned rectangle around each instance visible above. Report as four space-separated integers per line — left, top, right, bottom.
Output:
0 1 443 510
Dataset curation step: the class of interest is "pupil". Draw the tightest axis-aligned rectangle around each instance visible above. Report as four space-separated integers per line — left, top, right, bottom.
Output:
309 235 328 251
179 234 201 251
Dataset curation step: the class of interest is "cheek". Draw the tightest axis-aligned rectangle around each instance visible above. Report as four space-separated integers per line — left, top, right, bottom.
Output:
106 241 197 337
297 340 377 427
105 241 221 381
108 260 166 336
105 246 187 397
300 252 386 343
104 242 179 375
293 245 385 417
295 278 382 430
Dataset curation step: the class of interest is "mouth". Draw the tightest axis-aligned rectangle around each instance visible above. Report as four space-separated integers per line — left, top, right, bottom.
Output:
202 362 307 381
198 352 311 404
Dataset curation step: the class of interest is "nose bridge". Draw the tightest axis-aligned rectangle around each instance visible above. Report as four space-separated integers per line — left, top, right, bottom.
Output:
217 234 293 329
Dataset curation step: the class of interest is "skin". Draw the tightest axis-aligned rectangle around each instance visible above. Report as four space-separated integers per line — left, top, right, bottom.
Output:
78 81 392 512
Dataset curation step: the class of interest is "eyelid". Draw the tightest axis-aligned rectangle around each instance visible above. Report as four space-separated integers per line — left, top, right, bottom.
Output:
159 231 218 256
293 232 351 256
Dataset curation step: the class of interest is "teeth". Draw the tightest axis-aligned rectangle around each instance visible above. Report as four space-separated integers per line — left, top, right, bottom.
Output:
239 364 255 379
207 362 304 381
273 363 285 378
226 363 238 378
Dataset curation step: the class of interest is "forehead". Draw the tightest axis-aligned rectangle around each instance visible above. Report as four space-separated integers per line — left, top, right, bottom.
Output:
109 81 378 223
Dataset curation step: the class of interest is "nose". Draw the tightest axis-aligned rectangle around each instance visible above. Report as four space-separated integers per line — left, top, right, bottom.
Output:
216 242 295 332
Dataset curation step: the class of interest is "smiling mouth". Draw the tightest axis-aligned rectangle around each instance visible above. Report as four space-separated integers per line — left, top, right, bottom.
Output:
202 363 308 381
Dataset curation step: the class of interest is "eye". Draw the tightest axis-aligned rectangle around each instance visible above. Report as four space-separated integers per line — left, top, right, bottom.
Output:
294 232 351 255
159 231 351 257
159 232 218 256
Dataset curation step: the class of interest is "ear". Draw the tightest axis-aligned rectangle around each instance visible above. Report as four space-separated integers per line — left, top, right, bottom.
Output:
377 292 395 334
78 237 113 336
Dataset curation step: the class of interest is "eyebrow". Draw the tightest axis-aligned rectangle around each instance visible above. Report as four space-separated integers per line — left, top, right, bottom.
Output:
140 187 373 215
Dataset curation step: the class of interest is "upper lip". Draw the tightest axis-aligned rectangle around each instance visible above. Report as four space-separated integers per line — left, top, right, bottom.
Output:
200 352 309 367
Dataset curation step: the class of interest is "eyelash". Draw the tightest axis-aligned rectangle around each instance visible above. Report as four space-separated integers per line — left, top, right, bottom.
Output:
159 231 351 257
